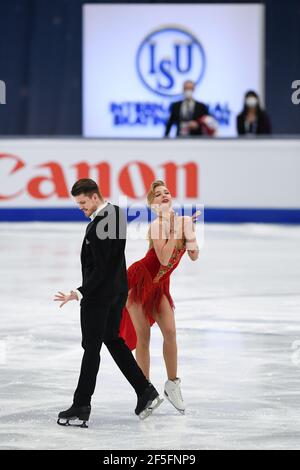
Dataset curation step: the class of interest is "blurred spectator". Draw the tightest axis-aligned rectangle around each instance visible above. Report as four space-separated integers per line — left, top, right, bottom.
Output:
164 80 217 137
237 91 271 135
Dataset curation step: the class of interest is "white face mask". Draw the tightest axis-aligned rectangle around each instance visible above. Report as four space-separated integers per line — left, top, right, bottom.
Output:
184 89 194 100
245 97 258 108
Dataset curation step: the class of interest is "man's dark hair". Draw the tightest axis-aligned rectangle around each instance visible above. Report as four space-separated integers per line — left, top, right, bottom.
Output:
71 179 102 198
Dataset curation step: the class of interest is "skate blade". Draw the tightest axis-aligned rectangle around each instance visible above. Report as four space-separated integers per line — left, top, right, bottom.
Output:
57 418 89 429
164 392 185 414
139 396 164 420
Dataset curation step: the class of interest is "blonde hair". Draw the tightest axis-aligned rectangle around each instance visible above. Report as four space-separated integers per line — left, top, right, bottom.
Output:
147 179 166 207
146 180 185 250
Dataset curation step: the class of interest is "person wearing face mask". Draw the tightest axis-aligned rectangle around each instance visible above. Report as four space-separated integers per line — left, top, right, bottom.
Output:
237 91 272 136
164 80 212 137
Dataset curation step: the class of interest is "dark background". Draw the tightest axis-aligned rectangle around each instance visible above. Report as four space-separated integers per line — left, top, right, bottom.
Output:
0 0 299 136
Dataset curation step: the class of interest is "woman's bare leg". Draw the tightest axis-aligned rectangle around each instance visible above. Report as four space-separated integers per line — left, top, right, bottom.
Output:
152 295 177 381
126 294 151 380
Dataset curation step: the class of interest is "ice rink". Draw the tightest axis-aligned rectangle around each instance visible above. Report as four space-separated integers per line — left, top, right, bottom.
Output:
0 221 300 450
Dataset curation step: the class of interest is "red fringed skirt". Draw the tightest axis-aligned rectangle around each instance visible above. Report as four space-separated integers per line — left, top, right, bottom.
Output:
119 247 185 351
119 261 175 350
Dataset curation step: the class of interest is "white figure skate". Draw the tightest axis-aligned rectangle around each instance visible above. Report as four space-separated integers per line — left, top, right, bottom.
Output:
164 378 185 414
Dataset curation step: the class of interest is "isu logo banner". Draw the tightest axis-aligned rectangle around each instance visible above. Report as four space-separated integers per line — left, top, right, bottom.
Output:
0 149 199 207
136 26 206 98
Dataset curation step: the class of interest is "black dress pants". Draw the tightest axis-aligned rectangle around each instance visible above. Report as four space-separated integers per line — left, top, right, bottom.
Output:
73 292 148 407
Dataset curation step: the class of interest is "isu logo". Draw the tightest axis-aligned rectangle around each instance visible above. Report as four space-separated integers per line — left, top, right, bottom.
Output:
136 26 206 98
0 154 199 201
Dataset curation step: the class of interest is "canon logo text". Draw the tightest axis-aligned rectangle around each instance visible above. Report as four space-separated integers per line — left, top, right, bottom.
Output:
0 154 199 201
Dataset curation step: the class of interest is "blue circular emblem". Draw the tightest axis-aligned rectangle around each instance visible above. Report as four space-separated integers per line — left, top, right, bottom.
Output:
136 26 206 98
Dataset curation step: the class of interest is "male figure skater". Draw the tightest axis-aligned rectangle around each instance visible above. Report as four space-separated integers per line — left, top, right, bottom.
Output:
54 179 163 427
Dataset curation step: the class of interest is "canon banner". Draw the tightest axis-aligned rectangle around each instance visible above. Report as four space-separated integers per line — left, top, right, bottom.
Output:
83 4 264 138
0 139 300 223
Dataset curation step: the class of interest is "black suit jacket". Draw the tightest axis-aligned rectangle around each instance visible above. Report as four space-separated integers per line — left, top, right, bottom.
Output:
165 100 209 137
77 203 128 301
237 110 272 135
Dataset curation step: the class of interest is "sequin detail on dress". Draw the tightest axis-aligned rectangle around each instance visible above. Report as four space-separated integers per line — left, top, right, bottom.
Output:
153 248 186 284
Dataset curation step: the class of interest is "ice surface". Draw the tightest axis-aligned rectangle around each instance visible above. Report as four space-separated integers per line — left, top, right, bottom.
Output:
0 222 300 450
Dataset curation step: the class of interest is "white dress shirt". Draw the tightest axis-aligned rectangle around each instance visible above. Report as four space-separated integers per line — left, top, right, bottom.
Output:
75 201 109 301
180 99 195 120
89 201 109 221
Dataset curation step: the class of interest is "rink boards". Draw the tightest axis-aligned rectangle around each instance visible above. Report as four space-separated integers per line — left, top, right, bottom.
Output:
0 138 299 223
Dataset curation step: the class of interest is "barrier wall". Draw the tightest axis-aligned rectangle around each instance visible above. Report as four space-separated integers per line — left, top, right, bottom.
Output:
0 138 299 223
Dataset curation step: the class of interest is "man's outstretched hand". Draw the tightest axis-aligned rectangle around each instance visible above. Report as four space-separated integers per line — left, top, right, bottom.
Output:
54 290 78 308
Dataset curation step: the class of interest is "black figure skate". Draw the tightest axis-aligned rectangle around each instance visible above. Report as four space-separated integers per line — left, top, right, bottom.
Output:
57 405 91 429
135 383 164 420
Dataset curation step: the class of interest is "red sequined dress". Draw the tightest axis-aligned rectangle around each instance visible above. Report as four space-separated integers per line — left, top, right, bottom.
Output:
119 245 186 350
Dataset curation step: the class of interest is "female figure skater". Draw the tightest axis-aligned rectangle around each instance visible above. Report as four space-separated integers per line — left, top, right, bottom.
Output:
119 180 200 413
